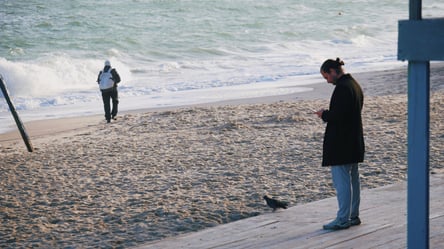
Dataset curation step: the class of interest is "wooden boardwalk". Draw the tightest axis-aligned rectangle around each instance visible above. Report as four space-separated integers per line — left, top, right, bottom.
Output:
135 174 444 249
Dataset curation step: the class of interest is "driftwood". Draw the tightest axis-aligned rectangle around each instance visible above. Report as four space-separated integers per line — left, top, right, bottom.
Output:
0 74 33 152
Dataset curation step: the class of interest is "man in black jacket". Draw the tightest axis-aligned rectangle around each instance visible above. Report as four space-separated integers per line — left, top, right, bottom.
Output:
97 60 121 123
315 58 365 230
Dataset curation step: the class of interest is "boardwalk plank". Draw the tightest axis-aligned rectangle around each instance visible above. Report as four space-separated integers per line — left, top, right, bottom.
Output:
135 174 444 249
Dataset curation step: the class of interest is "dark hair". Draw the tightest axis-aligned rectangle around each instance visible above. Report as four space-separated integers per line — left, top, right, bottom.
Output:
320 58 345 74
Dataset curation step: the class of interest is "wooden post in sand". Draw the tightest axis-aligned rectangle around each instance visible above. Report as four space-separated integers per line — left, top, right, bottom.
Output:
0 74 34 152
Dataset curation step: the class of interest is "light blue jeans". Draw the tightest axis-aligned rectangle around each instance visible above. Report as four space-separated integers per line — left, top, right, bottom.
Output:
331 163 360 222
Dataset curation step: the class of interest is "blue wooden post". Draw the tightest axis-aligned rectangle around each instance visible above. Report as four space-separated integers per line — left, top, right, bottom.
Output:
407 61 429 248
396 0 444 247
407 1 429 248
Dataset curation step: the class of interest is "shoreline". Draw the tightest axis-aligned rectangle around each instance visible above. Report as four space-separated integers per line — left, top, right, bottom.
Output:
1 64 444 248
0 79 331 143
2 62 444 144
3 62 444 145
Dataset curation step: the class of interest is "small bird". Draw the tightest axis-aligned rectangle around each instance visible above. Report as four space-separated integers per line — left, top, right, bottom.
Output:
263 195 288 211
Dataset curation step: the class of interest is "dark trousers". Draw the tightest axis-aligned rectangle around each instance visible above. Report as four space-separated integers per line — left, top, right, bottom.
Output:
101 87 119 121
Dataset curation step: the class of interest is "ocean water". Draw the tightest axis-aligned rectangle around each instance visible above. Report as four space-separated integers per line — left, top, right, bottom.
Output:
1 0 443 133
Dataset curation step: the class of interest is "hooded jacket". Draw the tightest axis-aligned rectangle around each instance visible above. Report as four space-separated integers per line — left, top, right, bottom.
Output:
321 74 365 166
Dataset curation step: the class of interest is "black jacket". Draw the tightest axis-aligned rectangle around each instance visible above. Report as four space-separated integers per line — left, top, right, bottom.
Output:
321 74 365 166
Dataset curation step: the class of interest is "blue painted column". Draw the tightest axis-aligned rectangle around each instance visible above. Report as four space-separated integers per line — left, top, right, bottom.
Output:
407 61 429 248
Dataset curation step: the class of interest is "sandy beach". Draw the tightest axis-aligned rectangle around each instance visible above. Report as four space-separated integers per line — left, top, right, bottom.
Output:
1 64 444 248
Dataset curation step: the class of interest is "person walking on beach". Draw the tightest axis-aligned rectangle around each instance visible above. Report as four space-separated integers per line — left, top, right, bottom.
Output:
97 60 121 123
315 58 365 230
